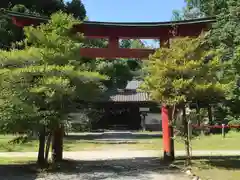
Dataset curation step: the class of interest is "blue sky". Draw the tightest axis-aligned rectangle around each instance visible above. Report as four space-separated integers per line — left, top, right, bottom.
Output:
81 0 186 22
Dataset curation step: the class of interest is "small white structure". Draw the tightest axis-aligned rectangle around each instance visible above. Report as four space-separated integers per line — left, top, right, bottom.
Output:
144 113 162 131
139 107 150 112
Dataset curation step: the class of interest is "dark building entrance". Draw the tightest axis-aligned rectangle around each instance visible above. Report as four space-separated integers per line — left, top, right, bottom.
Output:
100 103 142 130
91 80 155 131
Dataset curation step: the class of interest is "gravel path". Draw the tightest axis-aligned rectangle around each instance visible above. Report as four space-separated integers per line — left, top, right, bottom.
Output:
1 150 239 180
0 158 190 180
0 150 192 180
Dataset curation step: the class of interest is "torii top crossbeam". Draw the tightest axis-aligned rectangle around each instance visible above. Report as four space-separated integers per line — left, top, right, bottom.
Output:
5 10 215 59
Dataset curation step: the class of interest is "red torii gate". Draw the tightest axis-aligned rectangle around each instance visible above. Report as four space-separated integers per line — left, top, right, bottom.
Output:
7 11 215 160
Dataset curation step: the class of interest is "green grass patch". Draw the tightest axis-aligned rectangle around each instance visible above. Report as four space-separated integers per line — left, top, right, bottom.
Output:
174 156 240 180
192 158 240 180
0 157 36 164
189 131 240 150
0 131 239 152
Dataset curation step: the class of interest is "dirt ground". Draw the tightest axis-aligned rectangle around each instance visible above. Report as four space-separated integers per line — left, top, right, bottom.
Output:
0 151 190 180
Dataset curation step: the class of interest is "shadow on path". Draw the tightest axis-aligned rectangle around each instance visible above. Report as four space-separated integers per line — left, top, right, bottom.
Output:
0 163 39 180
0 157 188 180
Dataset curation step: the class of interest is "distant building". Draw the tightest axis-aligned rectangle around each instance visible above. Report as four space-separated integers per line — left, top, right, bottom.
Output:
68 80 161 131
89 80 160 131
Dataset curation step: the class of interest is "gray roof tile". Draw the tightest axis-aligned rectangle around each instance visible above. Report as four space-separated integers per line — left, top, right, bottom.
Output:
109 92 149 102
106 80 150 102
96 80 150 102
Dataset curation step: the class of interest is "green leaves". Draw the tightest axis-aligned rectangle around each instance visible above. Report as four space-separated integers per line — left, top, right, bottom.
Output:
0 12 107 135
0 48 42 68
22 12 84 67
0 0 87 50
95 59 133 88
141 36 231 106
197 0 240 117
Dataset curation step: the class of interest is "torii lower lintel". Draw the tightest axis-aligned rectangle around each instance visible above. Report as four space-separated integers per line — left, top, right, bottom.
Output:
80 48 155 59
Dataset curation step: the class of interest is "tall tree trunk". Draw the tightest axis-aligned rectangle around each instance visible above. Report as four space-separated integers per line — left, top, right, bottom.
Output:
52 126 63 162
208 105 213 125
196 105 201 126
44 133 52 162
182 106 191 166
37 126 46 166
169 124 175 161
169 106 175 161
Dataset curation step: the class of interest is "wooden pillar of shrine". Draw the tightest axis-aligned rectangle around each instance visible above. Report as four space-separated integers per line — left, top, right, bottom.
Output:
108 36 119 49
160 36 174 161
161 105 175 162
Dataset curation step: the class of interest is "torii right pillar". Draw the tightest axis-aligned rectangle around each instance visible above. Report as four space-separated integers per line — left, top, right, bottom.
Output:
160 37 175 162
161 105 175 161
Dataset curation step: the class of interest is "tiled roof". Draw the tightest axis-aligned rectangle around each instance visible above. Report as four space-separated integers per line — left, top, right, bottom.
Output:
103 80 150 102
109 91 149 102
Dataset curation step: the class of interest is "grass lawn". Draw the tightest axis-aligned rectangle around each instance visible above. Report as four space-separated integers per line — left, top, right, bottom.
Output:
0 131 240 152
174 156 240 180
192 158 240 180
0 157 36 164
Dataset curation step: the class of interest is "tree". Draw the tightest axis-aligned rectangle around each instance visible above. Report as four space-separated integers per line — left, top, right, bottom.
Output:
171 5 204 21
171 0 240 128
120 39 145 49
95 59 133 88
0 12 107 165
0 0 86 16
183 7 205 19
119 39 145 79
0 0 86 50
66 0 86 20
190 0 240 122
140 36 231 165
120 39 132 48
206 0 240 55
185 0 228 17
171 10 184 21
